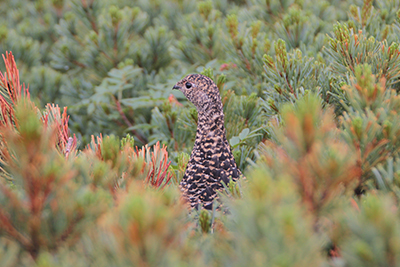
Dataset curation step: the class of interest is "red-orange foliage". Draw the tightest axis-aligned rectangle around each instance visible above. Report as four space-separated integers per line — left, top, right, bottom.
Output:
0 52 30 128
136 141 173 189
42 104 77 158
0 52 77 157
85 135 173 189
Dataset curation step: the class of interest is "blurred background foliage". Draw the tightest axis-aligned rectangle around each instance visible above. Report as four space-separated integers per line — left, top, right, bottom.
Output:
1 0 400 266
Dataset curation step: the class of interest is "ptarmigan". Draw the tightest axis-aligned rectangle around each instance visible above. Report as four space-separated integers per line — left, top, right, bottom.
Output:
173 74 242 210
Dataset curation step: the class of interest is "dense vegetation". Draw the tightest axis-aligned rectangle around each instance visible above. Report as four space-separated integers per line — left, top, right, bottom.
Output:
1 0 400 266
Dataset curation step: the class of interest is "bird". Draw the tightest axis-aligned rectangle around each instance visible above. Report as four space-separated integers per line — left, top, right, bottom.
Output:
172 74 243 210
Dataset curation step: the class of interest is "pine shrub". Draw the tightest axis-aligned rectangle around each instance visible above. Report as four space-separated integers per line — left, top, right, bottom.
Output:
1 0 400 266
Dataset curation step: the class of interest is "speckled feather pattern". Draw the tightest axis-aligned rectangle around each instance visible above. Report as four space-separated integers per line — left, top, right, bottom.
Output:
173 74 242 210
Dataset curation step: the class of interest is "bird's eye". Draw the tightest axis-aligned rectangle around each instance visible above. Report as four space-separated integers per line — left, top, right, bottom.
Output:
185 82 192 89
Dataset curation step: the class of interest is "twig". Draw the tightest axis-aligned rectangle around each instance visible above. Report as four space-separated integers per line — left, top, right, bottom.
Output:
113 96 147 144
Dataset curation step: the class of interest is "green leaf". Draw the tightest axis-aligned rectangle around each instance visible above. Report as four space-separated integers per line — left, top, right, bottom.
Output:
230 136 240 147
238 128 250 140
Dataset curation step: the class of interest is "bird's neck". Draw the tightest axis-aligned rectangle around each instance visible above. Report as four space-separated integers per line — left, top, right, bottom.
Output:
196 108 225 137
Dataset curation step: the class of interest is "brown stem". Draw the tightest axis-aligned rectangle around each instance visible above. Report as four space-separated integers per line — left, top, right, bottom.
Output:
57 213 84 244
113 97 147 144
0 211 31 249
72 60 87 69
285 74 295 96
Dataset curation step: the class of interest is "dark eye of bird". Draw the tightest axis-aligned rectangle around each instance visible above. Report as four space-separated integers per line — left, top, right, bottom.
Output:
185 82 192 89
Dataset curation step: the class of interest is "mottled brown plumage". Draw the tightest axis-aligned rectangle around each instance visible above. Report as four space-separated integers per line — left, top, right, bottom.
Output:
172 74 242 210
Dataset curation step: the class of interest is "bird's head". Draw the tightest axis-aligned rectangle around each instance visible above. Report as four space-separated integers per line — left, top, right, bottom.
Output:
172 74 222 114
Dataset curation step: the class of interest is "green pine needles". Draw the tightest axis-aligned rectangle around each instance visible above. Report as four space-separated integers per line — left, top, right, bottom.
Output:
1 0 400 266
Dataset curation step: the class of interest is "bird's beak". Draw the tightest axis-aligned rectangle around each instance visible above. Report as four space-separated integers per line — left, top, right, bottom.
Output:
172 85 180 90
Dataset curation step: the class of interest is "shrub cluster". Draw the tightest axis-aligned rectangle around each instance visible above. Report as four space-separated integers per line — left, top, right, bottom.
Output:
1 0 400 266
